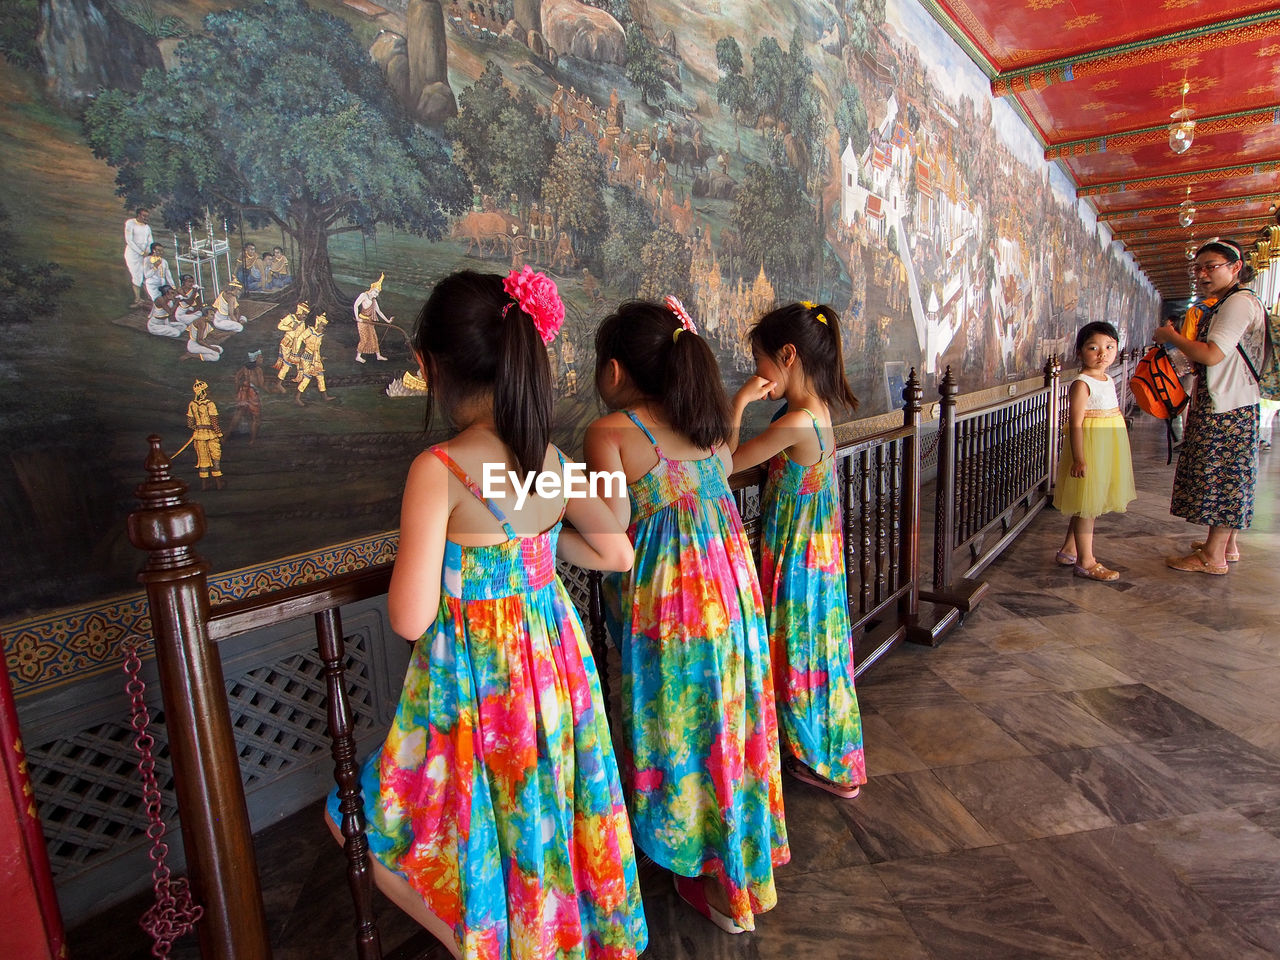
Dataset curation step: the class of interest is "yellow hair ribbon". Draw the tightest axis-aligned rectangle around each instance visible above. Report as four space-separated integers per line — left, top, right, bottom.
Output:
672 328 683 343
815 312 829 325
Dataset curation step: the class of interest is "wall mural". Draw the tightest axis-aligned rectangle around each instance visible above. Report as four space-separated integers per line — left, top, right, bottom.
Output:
0 0 1157 672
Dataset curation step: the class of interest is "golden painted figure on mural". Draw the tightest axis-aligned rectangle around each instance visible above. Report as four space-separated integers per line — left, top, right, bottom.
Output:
186 379 225 490
295 313 334 404
353 274 391 363
275 301 311 390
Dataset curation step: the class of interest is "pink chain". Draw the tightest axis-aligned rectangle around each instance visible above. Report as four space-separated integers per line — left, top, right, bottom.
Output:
123 638 204 958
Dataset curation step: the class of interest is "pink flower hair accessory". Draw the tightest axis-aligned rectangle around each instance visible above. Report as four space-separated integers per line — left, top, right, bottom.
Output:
503 265 565 344
664 294 697 334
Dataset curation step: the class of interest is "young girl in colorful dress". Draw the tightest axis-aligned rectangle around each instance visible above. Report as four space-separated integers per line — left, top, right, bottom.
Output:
584 297 789 935
329 268 647 960
1054 320 1136 581
730 301 866 800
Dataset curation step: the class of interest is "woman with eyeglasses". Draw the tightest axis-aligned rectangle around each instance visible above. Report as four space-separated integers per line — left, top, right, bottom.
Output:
1153 239 1266 574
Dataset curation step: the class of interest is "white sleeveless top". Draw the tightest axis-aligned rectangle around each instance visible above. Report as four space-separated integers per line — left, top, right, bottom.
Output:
1074 373 1119 412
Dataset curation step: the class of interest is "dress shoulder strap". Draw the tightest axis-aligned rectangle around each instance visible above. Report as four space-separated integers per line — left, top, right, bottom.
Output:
797 407 826 453
429 446 516 540
624 410 663 457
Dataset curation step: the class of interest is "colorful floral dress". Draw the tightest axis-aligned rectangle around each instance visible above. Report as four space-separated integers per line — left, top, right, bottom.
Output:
611 411 789 931
329 448 647 960
759 409 866 790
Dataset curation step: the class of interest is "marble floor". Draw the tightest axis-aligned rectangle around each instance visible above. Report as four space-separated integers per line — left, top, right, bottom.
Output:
69 421 1280 959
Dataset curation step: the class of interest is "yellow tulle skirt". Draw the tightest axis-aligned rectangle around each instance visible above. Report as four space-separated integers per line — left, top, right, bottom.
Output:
1054 414 1137 518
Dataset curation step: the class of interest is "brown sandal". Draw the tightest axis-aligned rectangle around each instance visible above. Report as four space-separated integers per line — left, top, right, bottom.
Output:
1074 562 1119 582
1167 549 1228 576
1191 541 1240 562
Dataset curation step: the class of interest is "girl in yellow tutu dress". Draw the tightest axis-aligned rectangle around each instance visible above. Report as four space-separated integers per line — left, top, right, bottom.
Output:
1055 321 1137 581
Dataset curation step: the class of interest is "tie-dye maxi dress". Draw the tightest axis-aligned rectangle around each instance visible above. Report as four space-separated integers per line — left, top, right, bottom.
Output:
611 410 789 932
759 411 866 790
329 448 647 960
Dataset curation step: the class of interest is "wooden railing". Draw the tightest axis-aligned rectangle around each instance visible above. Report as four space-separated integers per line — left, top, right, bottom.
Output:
923 357 1062 616
123 365 1052 958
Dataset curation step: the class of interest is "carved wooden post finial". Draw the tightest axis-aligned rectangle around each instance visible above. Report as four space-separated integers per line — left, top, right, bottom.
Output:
902 368 923 423
129 436 208 575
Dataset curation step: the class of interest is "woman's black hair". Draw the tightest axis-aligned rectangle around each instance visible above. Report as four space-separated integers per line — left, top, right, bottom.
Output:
412 270 552 477
748 302 859 414
594 300 731 449
149 242 163 255
1075 320 1120 353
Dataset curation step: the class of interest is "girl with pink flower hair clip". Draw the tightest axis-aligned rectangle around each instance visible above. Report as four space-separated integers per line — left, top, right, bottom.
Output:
584 297 789 936
327 268 648 959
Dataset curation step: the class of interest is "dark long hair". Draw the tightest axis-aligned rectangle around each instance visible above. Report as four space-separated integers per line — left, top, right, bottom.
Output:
413 270 552 477
594 300 731 449
749 302 859 413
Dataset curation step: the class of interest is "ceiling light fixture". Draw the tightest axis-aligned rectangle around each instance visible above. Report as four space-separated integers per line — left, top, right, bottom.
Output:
1168 81 1195 155
1178 187 1196 229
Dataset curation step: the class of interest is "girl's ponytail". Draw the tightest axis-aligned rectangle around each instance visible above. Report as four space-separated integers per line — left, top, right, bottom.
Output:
667 326 731 448
595 300 731 449
495 299 553 478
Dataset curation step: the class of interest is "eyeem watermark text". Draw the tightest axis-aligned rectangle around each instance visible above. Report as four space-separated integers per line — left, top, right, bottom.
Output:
482 462 626 510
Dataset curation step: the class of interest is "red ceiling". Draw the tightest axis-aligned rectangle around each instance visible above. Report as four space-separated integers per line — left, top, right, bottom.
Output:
925 0 1280 299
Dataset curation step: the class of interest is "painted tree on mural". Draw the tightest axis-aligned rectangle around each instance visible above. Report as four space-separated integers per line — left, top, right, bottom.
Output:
83 0 468 310
447 61 556 202
601 186 653 296
541 133 609 262
733 145 813 287
835 82 870 156
714 37 752 124
624 23 668 108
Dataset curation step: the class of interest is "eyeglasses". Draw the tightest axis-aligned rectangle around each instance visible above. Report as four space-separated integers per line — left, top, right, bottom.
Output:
1189 261 1232 276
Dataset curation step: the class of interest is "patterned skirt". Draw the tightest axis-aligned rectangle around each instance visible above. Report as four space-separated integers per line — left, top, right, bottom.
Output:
1171 378 1258 528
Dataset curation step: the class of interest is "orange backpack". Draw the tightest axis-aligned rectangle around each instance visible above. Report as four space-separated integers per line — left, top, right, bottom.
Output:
1130 344 1188 463
1130 344 1187 421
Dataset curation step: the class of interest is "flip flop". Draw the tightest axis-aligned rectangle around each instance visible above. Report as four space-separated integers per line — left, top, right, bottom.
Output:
1191 541 1240 562
1074 562 1119 582
783 756 861 799
1055 550 1077 566
1167 549 1228 576
672 875 744 934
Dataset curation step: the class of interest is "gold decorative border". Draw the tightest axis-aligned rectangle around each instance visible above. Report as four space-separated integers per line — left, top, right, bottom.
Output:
1 532 399 697
991 13 1280 97
1117 216 1273 243
1045 107 1280 158
1078 158 1280 195
1095 190 1280 219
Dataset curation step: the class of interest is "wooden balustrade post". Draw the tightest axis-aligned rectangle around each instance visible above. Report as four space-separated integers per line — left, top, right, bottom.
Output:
899 370 922 628
1044 355 1062 492
316 607 381 960
932 368 958 594
126 436 271 960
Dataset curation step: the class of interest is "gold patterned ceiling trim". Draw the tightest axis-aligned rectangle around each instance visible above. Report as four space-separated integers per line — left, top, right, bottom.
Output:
990 12 1280 97
1078 158 1280 195
1045 107 1280 158
1097 191 1280 220
1117 217 1275 243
